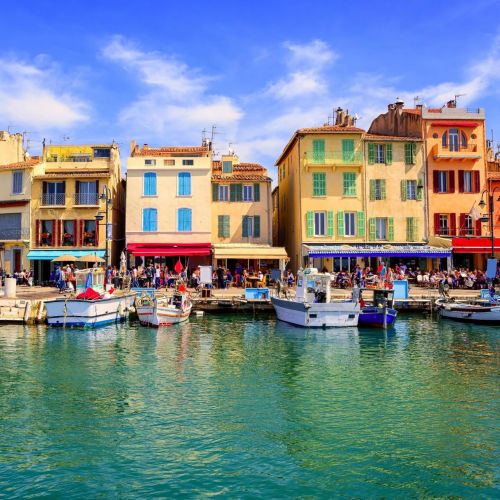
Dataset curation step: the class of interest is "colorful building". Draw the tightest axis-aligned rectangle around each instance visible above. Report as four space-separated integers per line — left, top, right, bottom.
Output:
211 153 287 271
126 141 212 270
28 143 125 283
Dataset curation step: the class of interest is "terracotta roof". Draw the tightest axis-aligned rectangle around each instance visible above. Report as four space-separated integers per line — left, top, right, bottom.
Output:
402 108 421 115
364 134 422 141
34 172 111 179
0 158 41 171
297 125 365 134
132 146 210 157
212 174 271 182
212 161 271 182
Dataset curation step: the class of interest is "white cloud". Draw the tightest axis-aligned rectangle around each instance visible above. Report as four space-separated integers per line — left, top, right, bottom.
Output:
0 59 90 129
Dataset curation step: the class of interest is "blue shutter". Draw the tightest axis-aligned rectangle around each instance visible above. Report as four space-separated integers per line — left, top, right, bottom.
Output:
143 208 157 231
178 208 192 231
144 172 157 196
178 172 191 196
186 208 192 231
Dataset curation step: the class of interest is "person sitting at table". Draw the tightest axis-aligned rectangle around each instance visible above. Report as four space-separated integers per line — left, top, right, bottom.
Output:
242 269 249 287
257 270 264 287
226 268 233 286
287 269 295 287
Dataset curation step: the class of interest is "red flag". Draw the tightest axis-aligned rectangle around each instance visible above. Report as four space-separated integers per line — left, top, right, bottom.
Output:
174 258 183 274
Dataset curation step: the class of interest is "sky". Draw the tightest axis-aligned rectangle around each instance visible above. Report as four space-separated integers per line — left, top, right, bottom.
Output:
1 0 500 179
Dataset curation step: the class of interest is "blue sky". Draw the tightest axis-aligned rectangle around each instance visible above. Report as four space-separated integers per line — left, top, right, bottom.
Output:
1 0 499 175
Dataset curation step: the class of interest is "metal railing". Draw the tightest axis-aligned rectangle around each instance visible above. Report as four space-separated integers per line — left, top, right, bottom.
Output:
73 193 99 205
0 227 30 240
440 144 478 153
304 150 363 165
40 193 66 206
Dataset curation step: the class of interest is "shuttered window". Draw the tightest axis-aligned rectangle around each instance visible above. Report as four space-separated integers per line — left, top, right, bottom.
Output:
404 143 417 165
177 208 192 232
357 212 365 237
242 216 260 238
406 217 418 241
218 215 230 238
313 212 326 236
143 172 157 196
344 212 356 236
370 179 386 200
312 140 325 163
312 172 326 196
343 172 356 197
12 170 23 194
142 208 158 232
177 172 191 196
342 139 354 162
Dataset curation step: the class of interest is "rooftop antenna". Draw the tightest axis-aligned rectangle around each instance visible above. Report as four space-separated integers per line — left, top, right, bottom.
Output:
62 135 70 142
454 93 466 105
413 95 421 107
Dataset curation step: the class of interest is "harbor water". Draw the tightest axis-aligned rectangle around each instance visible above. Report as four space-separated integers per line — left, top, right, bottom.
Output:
0 314 498 498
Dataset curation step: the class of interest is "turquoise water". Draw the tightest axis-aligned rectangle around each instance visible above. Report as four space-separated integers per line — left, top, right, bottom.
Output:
0 314 498 498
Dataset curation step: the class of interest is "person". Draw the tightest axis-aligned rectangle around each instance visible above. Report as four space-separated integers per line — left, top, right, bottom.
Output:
287 269 295 287
379 262 387 288
154 264 161 289
216 265 225 289
145 263 154 288
131 267 139 288
225 268 233 285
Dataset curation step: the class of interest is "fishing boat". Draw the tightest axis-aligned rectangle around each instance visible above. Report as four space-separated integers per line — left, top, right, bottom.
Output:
271 268 360 328
435 297 500 324
45 269 136 327
135 284 192 327
358 288 397 328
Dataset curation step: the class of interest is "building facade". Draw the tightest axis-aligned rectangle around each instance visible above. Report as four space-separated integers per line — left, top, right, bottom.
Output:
126 142 212 270
28 143 124 282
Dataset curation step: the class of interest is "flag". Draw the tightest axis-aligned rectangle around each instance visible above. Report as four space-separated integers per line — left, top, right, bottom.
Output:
469 206 480 221
174 258 183 274
85 271 92 290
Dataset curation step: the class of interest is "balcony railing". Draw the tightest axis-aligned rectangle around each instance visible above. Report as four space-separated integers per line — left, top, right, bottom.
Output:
41 193 66 206
74 193 99 205
303 151 363 166
0 227 30 240
432 143 481 160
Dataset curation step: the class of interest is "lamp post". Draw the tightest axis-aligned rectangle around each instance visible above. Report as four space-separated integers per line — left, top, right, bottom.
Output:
95 186 112 269
478 187 500 259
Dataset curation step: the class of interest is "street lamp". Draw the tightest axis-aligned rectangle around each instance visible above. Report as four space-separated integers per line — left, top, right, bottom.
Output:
95 186 112 269
478 188 500 259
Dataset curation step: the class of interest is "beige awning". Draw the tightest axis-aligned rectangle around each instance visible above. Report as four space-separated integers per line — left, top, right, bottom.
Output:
213 244 289 260
428 236 453 248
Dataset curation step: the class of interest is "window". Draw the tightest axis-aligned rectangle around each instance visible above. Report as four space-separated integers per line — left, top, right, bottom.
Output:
449 128 459 152
218 185 229 201
93 148 111 158
370 179 386 200
459 170 479 193
464 215 474 236
344 212 356 237
177 172 191 196
62 220 75 246
406 218 417 242
83 220 97 246
40 220 54 246
438 171 447 193
368 143 392 165
143 172 157 196
76 181 98 204
182 159 194 166
312 172 326 196
142 208 158 232
144 159 156 166
312 139 325 163
461 132 468 149
376 144 385 164
406 180 417 200
342 139 355 162
42 181 65 205
0 213 22 239
463 171 472 193
376 218 387 240
314 212 326 236
243 185 253 202
177 208 192 232
404 143 417 165
242 216 260 238
218 215 230 238
439 214 449 236
222 161 233 173
12 170 23 194
164 159 175 166
343 172 356 197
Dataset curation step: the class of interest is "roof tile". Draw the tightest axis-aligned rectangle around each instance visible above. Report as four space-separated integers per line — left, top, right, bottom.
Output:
0 158 41 170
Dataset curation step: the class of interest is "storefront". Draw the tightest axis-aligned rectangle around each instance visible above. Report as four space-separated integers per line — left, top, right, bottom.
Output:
212 244 288 274
451 237 500 270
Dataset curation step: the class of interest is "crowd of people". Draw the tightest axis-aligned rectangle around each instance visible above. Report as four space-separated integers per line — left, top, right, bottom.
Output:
0 268 33 287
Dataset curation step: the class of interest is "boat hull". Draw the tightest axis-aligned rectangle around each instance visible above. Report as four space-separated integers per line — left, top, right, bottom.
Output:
136 304 192 327
271 297 359 328
45 295 133 327
358 307 397 328
438 304 500 324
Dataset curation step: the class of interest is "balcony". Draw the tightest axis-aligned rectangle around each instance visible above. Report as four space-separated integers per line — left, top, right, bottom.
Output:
0 227 30 241
40 193 66 206
303 151 363 169
74 193 99 206
432 143 482 161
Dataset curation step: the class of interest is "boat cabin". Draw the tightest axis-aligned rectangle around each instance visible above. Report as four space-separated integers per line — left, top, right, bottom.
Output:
360 288 395 308
75 269 105 294
296 268 332 303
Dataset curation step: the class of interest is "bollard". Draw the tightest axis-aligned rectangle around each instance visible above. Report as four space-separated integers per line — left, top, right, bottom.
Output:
5 278 16 298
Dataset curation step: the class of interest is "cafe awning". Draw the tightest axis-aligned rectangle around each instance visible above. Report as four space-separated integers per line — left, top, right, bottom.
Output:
304 244 451 258
452 237 500 254
127 243 211 257
27 249 105 260
213 244 288 260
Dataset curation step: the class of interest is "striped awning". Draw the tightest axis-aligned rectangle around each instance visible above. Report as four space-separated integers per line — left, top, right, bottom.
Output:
27 249 105 260
304 244 451 258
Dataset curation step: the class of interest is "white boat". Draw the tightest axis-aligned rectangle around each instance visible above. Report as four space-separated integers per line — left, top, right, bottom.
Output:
135 287 192 327
436 298 500 325
45 269 135 327
271 268 360 328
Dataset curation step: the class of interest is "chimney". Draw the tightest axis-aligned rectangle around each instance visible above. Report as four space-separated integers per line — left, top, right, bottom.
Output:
335 107 344 126
395 97 404 109
143 144 149 150
446 99 456 108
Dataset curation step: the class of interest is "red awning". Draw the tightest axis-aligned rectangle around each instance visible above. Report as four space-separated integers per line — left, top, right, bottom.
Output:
431 121 479 127
127 243 211 257
452 237 500 254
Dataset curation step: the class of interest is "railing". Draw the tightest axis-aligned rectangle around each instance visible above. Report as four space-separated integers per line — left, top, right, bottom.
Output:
0 228 30 240
303 150 363 165
40 193 66 206
440 144 478 153
46 155 92 162
74 193 99 205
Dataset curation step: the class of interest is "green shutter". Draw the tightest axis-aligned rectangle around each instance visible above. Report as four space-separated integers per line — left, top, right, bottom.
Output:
236 184 243 201
416 180 423 200
254 183 260 202
404 143 412 165
230 184 237 201
357 211 365 237
342 139 354 162
413 218 419 241
254 216 260 238
381 179 386 200
312 139 325 163
337 211 344 237
306 211 314 238
368 143 375 164
343 172 356 197
327 211 334 237
400 180 407 201
411 143 417 164
369 218 376 240
213 183 219 201
218 215 224 237
385 144 393 165
369 179 375 201
406 217 411 241
242 216 248 237
388 217 394 241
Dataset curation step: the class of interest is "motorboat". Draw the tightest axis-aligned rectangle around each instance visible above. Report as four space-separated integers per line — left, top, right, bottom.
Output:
135 284 192 327
45 269 136 327
271 268 360 328
435 297 500 324
358 288 397 328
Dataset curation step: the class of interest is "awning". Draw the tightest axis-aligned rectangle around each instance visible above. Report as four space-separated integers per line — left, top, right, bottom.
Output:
452 237 500 254
27 249 105 260
127 243 211 257
431 121 479 127
213 244 288 260
305 244 451 258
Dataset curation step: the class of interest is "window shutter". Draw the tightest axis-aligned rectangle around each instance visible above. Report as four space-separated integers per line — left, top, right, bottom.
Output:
254 183 260 202
306 212 314 238
212 183 219 201
400 180 407 201
230 184 237 202
449 171 455 193
56 220 62 246
95 218 100 245
242 216 249 238
342 139 354 162
369 218 376 241
218 215 224 237
406 218 411 241
74 219 78 247
75 180 80 195
450 213 457 236
357 211 365 237
473 171 480 193
337 211 344 237
459 213 466 236
186 209 192 232
411 143 417 164
458 170 464 193
254 216 261 238
368 143 375 164
434 213 441 235
35 220 40 245
381 179 386 200
152 209 158 232
236 184 243 201
224 216 230 237
369 180 375 201
416 181 423 201
312 139 325 162
327 211 334 237
388 217 394 241
433 171 439 193
404 143 412 165
143 210 149 231
52 219 56 246
385 144 393 165
413 219 419 241
476 218 482 236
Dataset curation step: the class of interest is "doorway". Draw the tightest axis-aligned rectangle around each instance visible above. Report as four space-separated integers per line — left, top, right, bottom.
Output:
12 248 21 273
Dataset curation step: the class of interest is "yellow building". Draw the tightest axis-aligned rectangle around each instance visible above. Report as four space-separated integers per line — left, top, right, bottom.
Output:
29 143 124 282
211 154 287 270
125 141 212 269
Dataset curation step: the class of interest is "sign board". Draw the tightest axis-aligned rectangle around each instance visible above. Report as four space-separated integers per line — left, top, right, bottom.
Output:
486 258 497 279
199 265 213 285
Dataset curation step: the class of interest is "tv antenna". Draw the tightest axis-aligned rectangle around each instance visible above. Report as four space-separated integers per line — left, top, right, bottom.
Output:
413 95 421 107
62 135 70 142
454 93 466 105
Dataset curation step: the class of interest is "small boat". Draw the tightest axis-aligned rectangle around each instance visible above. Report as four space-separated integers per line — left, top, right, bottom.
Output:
435 297 500 324
271 268 360 328
358 288 397 328
45 269 135 327
135 284 192 327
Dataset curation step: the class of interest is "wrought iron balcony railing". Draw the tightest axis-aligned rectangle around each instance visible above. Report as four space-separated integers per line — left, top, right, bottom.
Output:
0 227 30 240
40 193 66 206
73 193 99 205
